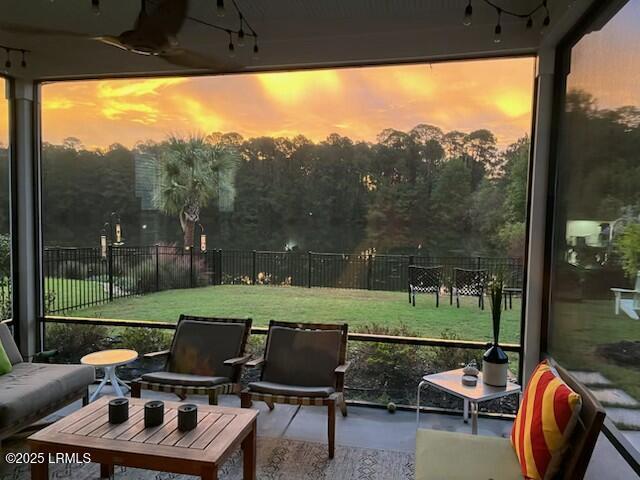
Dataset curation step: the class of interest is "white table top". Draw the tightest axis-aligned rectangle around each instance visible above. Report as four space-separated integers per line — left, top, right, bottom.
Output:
422 368 520 402
80 349 138 367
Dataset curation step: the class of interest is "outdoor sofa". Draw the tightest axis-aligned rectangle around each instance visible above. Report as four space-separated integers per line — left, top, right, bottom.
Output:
0 322 95 444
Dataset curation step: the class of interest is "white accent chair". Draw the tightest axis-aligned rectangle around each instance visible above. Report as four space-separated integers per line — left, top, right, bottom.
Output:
611 271 640 320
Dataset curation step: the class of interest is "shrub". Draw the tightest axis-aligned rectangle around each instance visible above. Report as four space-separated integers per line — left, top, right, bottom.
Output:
616 223 640 279
0 233 10 278
347 323 429 404
114 327 172 354
134 248 207 293
0 277 11 321
45 323 110 363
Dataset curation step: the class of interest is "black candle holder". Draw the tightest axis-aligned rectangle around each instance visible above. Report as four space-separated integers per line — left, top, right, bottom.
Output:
144 400 164 428
108 398 129 424
177 404 198 432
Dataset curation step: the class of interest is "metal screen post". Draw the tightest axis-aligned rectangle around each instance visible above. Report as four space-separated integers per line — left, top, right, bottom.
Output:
252 250 257 285
107 246 114 302
155 245 160 292
189 247 194 288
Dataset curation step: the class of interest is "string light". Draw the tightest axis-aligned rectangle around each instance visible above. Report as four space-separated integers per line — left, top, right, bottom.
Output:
463 0 551 39
463 0 473 27
237 14 245 47
227 31 235 57
91 0 100 15
216 0 225 17
0 46 29 70
252 37 259 59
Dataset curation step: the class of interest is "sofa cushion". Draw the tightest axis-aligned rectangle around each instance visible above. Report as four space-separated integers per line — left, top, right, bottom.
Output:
0 341 11 375
262 326 342 387
0 363 95 428
511 360 582 480
141 371 230 387
248 381 335 398
0 324 23 365
416 429 522 480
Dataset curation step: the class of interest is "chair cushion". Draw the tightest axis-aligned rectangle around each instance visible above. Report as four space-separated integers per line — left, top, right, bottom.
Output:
262 326 342 387
0 362 94 429
0 324 23 365
168 320 246 379
511 360 582 480
248 381 335 398
416 429 522 480
141 371 231 387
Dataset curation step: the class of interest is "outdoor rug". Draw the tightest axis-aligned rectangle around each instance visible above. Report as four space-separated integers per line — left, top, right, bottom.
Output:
1 436 414 480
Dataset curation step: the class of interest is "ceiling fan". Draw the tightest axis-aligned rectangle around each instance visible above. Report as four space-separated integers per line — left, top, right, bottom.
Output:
0 0 237 71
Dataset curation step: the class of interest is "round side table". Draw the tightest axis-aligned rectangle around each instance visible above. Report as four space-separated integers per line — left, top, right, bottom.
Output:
81 349 138 402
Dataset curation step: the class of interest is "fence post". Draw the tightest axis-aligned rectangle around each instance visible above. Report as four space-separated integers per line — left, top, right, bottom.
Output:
476 256 481 271
366 254 373 290
155 245 160 292
308 251 312 288
252 250 257 285
107 246 113 302
409 255 415 266
189 247 194 288
217 249 223 285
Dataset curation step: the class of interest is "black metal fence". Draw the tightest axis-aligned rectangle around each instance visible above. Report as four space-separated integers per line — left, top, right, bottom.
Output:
43 246 523 314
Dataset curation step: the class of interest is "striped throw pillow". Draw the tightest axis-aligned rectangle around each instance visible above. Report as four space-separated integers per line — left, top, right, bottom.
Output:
511 360 582 480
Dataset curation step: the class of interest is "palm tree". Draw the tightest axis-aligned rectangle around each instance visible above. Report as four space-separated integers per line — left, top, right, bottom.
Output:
154 134 239 248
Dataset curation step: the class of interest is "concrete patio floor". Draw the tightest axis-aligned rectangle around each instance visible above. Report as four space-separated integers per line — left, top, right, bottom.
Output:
35 383 639 479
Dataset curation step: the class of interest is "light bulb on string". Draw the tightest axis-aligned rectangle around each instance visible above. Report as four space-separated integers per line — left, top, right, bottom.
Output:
252 39 259 60
227 32 235 58
91 0 100 15
4 50 10 69
493 8 502 43
541 1 550 33
463 1 472 27
20 50 26 68
526 16 533 29
216 0 225 17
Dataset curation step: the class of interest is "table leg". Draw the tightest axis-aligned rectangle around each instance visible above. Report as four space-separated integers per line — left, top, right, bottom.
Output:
89 370 110 402
242 420 257 480
100 463 114 479
201 465 218 480
416 381 427 428
115 375 130 393
31 461 48 480
463 399 469 423
471 402 478 435
107 366 125 397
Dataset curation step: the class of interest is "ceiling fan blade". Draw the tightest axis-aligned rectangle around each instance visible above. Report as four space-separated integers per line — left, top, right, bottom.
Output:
159 48 236 71
93 35 131 52
146 0 189 37
0 22 89 38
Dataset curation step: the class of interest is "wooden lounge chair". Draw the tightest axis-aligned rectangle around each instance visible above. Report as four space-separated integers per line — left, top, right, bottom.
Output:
415 360 606 479
450 268 488 309
408 265 443 307
240 320 350 458
131 315 252 405
611 271 640 320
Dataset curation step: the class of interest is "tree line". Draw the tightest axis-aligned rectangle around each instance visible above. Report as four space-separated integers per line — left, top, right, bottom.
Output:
29 123 530 257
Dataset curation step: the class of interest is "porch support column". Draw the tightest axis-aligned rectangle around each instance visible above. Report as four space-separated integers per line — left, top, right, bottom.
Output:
9 78 41 359
523 49 555 383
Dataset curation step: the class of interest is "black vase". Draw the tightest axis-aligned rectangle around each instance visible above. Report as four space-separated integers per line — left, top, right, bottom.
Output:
482 344 508 387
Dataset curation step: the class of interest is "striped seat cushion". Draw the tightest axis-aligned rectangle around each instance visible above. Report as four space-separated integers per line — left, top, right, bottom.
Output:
511 360 582 480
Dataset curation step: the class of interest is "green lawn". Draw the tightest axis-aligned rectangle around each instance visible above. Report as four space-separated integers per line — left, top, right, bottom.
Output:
65 285 522 343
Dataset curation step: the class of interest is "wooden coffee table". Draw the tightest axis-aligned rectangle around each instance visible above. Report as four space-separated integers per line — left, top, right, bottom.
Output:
28 396 258 480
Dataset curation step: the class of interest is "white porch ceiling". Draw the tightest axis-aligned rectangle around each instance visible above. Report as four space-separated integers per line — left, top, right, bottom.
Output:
0 0 590 80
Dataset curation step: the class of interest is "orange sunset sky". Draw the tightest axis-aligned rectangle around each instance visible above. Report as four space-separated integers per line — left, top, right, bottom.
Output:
2 57 538 150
